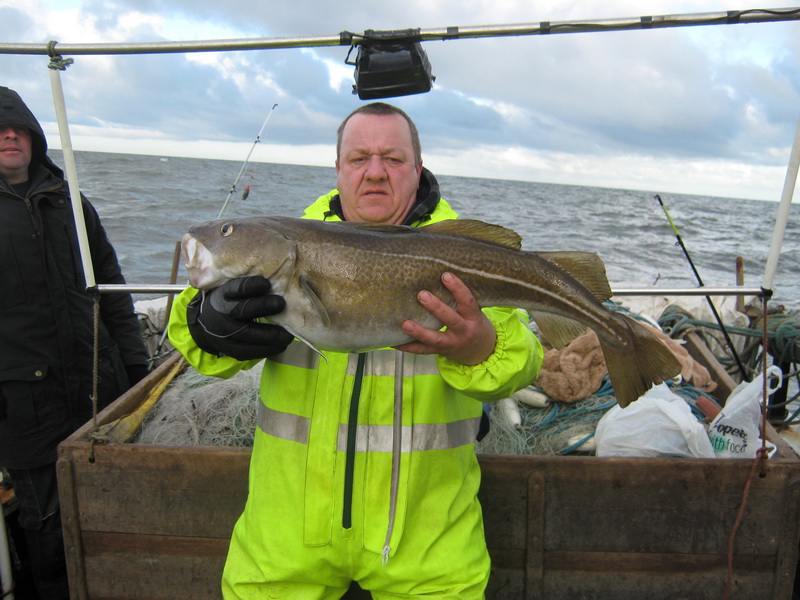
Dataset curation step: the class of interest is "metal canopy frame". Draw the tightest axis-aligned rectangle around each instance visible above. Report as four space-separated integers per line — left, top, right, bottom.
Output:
1 6 798 298
2 7 799 56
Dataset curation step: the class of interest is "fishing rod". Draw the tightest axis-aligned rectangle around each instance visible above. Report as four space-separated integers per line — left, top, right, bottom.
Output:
217 103 278 218
654 194 750 381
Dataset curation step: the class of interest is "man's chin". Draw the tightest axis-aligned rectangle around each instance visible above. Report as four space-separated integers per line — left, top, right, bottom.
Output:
351 203 397 224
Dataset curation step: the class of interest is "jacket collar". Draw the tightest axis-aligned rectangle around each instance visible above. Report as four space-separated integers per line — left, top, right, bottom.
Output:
0 162 67 205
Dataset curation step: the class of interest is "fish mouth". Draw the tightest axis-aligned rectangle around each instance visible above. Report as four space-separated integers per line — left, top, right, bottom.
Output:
181 233 218 289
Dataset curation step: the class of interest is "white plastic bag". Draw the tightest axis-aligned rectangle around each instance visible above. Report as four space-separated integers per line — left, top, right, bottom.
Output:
595 384 716 458
708 366 782 459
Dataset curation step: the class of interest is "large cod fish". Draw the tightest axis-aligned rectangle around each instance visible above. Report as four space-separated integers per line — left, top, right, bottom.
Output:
182 216 681 407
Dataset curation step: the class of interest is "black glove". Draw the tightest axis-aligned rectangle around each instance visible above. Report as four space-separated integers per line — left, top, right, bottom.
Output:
186 276 293 360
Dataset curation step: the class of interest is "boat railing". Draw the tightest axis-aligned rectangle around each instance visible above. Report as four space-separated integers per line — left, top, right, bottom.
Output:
96 284 772 298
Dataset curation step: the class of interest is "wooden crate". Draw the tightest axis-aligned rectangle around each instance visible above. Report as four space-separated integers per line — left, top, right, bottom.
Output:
58 353 800 599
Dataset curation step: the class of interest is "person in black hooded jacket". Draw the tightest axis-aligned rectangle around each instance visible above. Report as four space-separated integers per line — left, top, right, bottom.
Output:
0 86 149 599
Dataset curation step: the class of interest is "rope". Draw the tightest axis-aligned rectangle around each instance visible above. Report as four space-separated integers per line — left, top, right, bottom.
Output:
89 293 101 463
659 306 800 386
659 306 800 347
722 298 771 600
722 446 768 600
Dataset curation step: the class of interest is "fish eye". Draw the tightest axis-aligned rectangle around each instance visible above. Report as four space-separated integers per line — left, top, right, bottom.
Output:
220 222 234 237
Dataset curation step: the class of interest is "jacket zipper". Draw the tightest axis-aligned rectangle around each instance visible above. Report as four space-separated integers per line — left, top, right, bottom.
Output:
23 197 41 238
2 180 63 238
342 352 366 529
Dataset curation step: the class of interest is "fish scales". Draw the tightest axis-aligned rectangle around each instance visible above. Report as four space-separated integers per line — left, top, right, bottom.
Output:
182 216 682 406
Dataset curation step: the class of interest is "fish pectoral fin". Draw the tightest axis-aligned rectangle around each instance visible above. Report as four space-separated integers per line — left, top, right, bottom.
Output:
537 252 612 302
299 275 331 326
283 326 328 362
423 219 523 250
530 311 589 349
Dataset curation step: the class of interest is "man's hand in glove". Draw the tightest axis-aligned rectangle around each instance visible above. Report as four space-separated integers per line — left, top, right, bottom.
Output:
186 276 294 360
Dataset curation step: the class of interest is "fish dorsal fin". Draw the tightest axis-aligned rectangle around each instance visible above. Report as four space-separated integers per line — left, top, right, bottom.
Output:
299 275 331 326
529 311 589 349
422 219 522 250
537 251 612 302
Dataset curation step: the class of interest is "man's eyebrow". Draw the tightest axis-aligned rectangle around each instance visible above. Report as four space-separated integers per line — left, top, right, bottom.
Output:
345 146 407 157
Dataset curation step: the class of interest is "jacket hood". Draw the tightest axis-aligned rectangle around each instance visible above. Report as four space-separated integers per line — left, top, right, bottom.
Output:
400 166 441 226
0 86 63 179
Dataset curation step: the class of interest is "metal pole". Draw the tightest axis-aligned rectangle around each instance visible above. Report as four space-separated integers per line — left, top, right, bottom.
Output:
0 499 14 600
48 54 96 289
1 8 798 57
762 109 800 292
92 283 768 297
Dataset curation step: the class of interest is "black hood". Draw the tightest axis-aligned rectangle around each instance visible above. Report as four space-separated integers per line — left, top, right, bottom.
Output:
0 86 63 179
400 167 441 226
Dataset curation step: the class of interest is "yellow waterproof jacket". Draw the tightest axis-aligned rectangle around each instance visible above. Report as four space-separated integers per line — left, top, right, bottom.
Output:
168 191 542 582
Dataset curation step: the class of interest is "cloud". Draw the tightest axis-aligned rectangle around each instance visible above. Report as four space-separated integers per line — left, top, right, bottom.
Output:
1 0 799 200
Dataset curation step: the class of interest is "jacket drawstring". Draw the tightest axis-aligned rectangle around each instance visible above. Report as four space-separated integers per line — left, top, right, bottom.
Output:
382 349 404 565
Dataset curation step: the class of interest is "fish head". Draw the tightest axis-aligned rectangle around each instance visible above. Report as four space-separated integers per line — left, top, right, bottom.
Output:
182 218 295 290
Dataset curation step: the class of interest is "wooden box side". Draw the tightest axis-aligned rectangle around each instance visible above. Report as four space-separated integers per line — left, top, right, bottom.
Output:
478 454 800 599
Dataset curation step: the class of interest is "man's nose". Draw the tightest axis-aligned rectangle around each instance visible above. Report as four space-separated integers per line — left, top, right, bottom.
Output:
364 154 386 178
0 126 19 138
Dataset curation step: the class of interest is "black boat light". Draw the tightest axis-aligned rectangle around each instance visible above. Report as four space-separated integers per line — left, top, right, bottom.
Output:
345 29 435 100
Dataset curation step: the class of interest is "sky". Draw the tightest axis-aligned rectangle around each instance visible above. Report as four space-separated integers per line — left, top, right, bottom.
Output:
1 0 799 201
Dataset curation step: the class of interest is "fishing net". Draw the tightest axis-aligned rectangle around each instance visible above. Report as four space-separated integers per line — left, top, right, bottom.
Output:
136 366 261 446
476 384 616 456
135 358 717 456
476 379 719 456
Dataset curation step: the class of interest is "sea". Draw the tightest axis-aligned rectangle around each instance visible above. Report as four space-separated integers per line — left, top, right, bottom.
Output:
50 150 800 311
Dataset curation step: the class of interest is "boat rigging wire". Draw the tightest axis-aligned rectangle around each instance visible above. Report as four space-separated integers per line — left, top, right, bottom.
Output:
654 194 750 381
217 103 278 219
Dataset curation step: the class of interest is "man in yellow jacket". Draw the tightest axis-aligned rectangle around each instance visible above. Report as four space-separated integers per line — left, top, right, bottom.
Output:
168 102 542 599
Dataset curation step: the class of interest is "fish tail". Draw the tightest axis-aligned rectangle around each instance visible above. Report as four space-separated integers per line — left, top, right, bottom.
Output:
599 316 683 407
